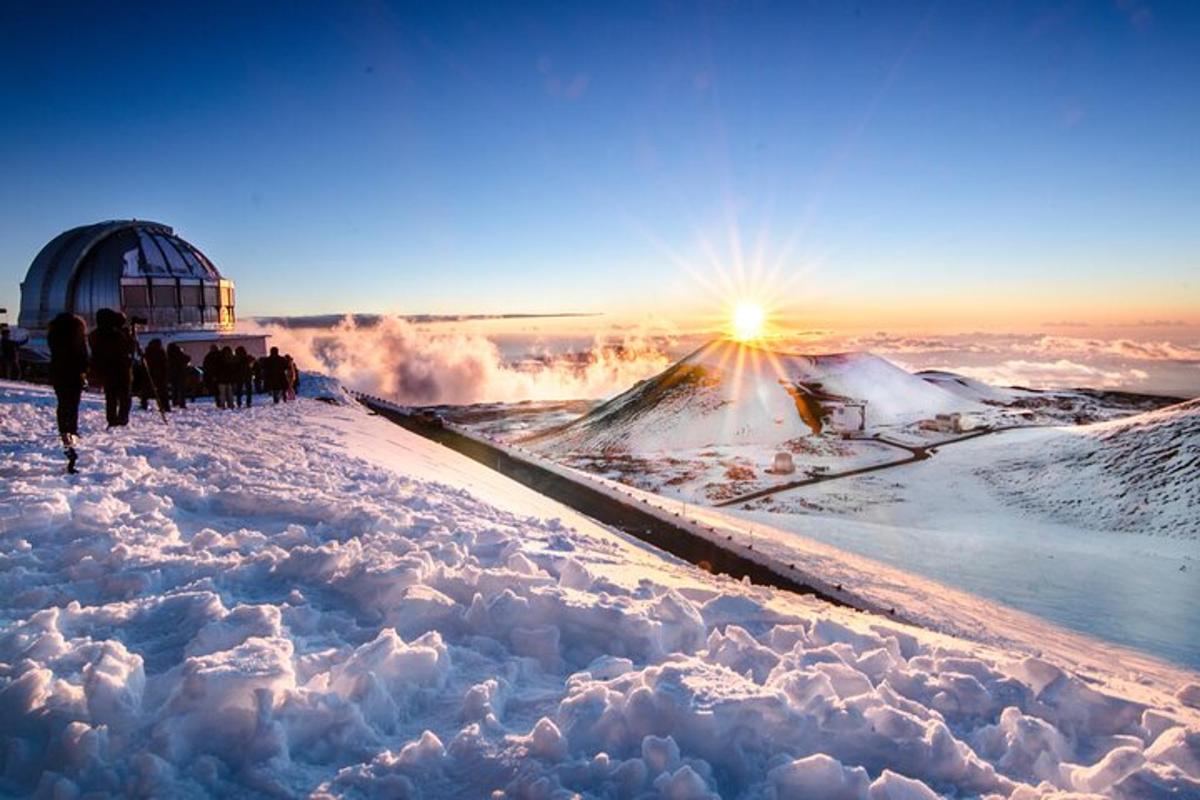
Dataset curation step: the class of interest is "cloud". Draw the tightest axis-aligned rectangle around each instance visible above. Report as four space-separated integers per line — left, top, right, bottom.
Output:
831 329 1200 396
932 359 1151 390
1026 336 1200 362
252 316 672 405
1133 319 1187 328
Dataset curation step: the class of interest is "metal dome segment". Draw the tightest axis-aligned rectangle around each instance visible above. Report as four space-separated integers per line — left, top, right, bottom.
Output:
18 220 235 333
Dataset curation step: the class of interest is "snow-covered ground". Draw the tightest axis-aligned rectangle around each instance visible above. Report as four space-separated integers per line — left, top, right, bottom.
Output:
462 345 1197 671
2 381 1199 798
985 399 1199 538
709 417 1200 668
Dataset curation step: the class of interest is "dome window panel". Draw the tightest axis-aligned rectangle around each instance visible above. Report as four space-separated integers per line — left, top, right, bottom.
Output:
151 283 178 308
152 234 191 275
121 282 150 308
137 230 170 275
180 283 203 307
178 246 207 276
122 248 141 277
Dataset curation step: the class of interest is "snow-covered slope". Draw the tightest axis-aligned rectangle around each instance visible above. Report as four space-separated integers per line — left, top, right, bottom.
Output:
917 369 1024 404
531 340 977 454
988 398 1200 538
1 382 1198 798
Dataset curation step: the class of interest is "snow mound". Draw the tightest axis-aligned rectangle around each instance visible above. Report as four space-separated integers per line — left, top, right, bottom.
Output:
297 371 355 405
530 340 978 455
986 398 1200 538
1 384 1197 797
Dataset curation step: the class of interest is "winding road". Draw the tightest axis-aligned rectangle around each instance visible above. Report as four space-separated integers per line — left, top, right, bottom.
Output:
713 426 1035 508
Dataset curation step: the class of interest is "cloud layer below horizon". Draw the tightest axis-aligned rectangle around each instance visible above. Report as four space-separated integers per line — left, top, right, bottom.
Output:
818 331 1200 398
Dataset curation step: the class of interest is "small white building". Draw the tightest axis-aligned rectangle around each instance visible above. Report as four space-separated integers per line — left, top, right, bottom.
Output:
826 401 867 433
925 412 963 433
771 451 795 474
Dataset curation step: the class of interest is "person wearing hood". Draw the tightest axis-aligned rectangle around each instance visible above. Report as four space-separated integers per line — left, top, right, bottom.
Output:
202 345 223 407
46 312 88 472
233 345 255 408
140 338 170 413
263 347 288 403
217 346 237 409
167 343 192 409
87 308 135 427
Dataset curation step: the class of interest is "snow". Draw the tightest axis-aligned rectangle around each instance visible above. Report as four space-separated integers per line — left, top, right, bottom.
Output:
986 398 1199 538
2 379 1199 798
916 370 1025 405
478 360 1198 667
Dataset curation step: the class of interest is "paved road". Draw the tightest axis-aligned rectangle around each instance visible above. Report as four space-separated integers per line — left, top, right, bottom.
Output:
358 396 870 609
713 426 1028 508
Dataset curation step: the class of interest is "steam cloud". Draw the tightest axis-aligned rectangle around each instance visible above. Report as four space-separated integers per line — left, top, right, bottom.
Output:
253 316 674 405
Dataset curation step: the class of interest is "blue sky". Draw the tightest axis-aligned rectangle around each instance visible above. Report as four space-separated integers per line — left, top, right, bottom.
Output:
1 1 1197 325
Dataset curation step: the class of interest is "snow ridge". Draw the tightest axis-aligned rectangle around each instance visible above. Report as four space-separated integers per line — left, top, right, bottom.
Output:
987 398 1200 538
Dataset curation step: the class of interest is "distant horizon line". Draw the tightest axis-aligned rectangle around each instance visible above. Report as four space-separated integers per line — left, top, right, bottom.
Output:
252 312 604 328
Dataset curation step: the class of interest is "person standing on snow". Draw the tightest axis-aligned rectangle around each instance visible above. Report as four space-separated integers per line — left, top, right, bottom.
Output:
167 343 191 409
202 344 223 406
253 354 266 394
263 346 288 404
46 312 88 473
284 355 299 401
141 338 170 413
0 324 20 380
87 308 136 428
233 345 255 408
217 345 237 409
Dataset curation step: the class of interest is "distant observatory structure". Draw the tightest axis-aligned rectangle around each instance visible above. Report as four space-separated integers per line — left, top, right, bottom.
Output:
18 220 266 359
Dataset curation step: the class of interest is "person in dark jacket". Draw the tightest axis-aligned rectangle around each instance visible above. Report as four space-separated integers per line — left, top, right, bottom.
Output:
87 308 135 427
262 347 288 404
47 313 88 472
167 343 192 409
140 338 170 413
253 356 267 394
202 345 223 407
0 325 20 380
233 346 255 408
217 346 237 409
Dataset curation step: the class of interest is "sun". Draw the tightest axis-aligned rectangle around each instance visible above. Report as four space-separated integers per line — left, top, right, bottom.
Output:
730 301 767 341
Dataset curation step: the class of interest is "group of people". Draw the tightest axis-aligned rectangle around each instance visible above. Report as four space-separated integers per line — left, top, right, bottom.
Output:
45 307 300 473
199 343 299 408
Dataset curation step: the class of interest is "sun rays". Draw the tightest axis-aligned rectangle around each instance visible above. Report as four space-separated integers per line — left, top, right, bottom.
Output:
730 301 767 342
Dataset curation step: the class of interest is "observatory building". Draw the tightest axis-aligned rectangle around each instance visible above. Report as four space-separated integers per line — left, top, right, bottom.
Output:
17 220 266 359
